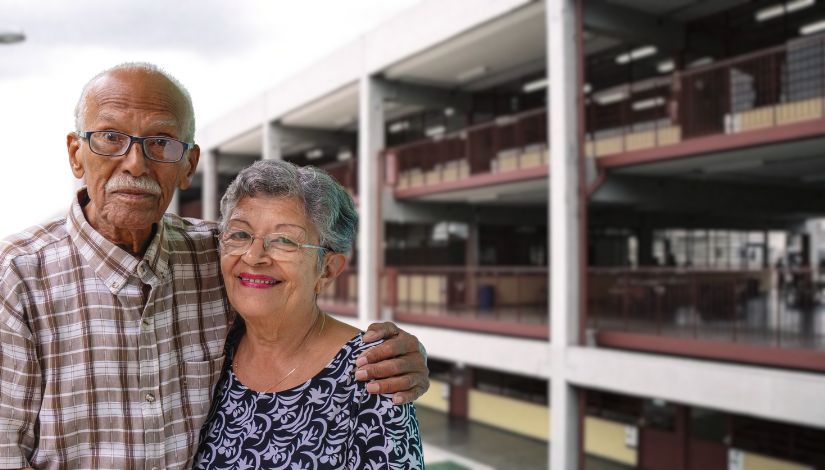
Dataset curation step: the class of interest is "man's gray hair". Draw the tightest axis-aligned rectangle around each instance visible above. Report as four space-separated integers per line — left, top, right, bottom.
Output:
220 160 358 255
74 62 196 141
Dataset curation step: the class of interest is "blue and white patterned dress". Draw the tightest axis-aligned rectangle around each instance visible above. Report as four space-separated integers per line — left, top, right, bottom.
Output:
193 330 423 469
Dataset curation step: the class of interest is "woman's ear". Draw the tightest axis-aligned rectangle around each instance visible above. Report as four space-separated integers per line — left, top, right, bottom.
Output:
316 253 347 293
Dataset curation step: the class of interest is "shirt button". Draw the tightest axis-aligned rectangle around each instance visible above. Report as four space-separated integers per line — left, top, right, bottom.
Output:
145 393 155 403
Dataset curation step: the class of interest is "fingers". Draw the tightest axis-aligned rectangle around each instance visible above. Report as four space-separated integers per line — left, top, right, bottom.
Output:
356 335 415 368
363 321 400 343
362 373 430 405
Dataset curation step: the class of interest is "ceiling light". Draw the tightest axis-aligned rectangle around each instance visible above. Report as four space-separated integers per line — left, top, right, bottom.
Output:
594 90 629 105
389 121 409 134
632 97 665 111
756 4 786 21
522 78 548 93
616 45 657 65
788 0 816 12
0 28 25 44
337 150 353 161
425 125 446 137
444 107 455 117
800 18 825 35
657 60 675 74
583 83 592 94
456 65 488 82
306 149 324 160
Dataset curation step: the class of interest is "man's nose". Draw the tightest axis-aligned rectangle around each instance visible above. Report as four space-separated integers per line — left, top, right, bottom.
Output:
121 140 149 176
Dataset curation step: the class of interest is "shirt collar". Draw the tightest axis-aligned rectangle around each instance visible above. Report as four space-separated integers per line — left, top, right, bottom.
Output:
66 188 171 294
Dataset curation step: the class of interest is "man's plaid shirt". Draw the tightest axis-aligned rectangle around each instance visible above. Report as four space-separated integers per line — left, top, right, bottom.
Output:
0 190 231 469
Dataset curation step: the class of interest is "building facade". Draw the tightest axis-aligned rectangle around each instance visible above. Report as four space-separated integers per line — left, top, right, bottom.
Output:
185 1 825 468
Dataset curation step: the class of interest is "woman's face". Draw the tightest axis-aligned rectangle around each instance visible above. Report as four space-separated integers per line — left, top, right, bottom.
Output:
220 196 326 322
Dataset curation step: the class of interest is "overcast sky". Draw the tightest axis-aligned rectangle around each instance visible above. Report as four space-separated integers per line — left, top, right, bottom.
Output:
0 0 419 236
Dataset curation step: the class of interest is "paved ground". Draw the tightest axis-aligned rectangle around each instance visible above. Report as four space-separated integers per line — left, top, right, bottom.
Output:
418 407 634 470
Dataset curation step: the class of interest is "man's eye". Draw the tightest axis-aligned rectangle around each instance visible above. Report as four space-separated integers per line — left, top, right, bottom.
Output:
102 132 122 142
147 138 170 148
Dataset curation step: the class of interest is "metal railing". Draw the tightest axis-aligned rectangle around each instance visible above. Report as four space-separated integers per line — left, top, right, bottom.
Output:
385 108 548 190
321 159 358 196
588 267 824 351
586 35 825 157
384 266 549 338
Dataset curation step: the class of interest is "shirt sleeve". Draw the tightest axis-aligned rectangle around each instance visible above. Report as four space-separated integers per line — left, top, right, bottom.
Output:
0 264 40 468
347 390 424 470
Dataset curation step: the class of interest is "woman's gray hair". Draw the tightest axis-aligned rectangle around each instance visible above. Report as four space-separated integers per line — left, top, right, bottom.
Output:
220 160 358 255
74 62 196 141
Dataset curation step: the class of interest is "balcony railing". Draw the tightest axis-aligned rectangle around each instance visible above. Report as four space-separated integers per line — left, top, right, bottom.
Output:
586 34 825 158
588 267 825 371
385 108 548 193
384 266 549 339
318 267 357 316
321 159 358 196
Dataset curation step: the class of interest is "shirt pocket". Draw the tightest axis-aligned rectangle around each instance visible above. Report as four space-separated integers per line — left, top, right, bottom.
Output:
181 355 225 449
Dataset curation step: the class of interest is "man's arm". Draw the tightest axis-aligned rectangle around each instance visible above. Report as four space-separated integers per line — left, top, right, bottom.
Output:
355 322 429 405
0 267 40 469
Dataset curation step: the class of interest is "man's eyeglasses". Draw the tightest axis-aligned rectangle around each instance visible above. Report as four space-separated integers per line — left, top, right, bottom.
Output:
220 230 327 260
78 130 192 163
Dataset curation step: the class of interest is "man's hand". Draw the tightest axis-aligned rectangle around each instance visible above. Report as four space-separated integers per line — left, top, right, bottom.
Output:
356 322 429 405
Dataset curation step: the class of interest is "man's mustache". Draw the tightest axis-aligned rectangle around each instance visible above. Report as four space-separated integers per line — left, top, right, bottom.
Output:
105 175 162 195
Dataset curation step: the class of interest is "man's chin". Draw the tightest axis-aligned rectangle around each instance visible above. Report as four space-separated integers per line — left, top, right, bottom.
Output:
98 203 166 231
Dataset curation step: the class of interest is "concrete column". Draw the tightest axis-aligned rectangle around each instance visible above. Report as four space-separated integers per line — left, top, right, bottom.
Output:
202 149 219 222
262 121 282 161
548 0 583 469
358 76 385 324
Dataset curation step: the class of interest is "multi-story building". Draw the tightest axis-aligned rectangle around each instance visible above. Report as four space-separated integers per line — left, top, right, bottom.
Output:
180 1 825 468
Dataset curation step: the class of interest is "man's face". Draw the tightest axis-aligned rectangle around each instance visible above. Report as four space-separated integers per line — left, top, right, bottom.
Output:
67 69 200 234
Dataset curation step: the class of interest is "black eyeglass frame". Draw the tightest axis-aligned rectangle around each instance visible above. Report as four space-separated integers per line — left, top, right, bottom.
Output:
77 130 193 163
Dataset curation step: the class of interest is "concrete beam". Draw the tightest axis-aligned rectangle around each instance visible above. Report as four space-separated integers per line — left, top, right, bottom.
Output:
567 347 825 430
202 149 219 222
375 77 470 111
584 0 684 51
274 124 356 149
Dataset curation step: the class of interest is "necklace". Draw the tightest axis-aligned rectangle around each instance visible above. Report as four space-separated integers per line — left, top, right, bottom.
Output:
233 312 326 393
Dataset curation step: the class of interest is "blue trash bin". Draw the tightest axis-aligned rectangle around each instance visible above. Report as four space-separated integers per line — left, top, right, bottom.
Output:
477 285 495 311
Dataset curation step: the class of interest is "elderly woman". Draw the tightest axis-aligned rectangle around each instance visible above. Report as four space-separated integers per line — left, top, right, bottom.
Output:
194 160 422 469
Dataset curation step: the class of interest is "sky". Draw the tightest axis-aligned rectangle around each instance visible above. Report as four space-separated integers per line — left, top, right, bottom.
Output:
0 0 420 237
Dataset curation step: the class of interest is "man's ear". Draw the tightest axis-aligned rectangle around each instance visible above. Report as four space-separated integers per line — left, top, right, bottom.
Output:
67 132 85 179
178 144 200 190
316 253 347 293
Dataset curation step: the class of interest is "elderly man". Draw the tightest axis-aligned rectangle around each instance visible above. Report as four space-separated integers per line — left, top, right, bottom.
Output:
0 63 428 469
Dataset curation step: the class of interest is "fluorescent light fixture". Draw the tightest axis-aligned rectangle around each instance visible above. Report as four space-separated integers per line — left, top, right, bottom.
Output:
657 60 675 74
616 45 657 65
425 125 446 137
444 107 455 117
788 0 816 12
522 78 548 93
688 56 714 68
583 83 592 94
456 65 488 82
758 0 816 21
632 97 666 111
389 121 409 134
306 149 324 160
594 90 629 105
801 18 825 35
756 4 786 21
337 150 353 161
